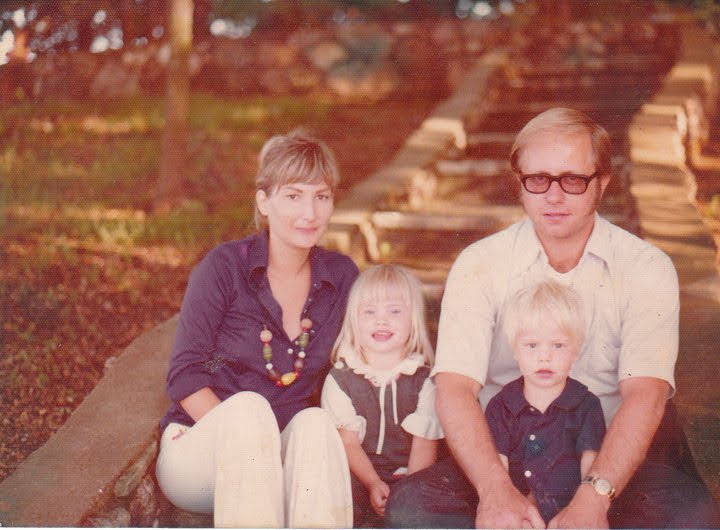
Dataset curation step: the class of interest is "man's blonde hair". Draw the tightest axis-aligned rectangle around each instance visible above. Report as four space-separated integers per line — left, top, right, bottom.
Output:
503 279 586 348
254 131 340 229
510 107 612 178
331 264 434 366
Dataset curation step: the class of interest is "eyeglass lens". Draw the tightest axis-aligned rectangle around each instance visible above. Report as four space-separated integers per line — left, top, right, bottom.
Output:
522 174 593 194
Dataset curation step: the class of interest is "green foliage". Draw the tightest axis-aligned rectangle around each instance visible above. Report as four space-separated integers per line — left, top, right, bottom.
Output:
1 91 334 251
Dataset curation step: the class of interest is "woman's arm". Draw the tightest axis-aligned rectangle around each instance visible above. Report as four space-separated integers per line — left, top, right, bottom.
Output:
407 436 438 474
180 386 222 423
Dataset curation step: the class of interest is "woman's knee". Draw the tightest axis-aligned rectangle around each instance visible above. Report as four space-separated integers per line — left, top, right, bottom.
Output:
287 406 333 432
207 392 279 442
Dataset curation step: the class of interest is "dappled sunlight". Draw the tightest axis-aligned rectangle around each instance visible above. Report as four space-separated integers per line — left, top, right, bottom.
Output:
5 234 196 268
6 204 146 222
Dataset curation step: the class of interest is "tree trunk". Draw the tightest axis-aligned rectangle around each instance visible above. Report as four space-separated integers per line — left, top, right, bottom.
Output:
154 0 193 213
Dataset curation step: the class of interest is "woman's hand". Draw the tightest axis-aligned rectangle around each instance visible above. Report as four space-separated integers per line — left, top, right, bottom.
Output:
368 479 391 516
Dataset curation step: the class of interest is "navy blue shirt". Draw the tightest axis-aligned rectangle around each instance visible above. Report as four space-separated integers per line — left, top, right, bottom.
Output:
161 231 358 431
485 377 606 523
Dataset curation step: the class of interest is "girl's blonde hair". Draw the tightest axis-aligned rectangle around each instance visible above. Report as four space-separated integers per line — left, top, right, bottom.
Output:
254 131 340 229
331 264 434 366
503 279 586 349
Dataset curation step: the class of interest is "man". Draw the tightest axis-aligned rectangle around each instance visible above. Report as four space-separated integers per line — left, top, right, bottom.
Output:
385 108 720 528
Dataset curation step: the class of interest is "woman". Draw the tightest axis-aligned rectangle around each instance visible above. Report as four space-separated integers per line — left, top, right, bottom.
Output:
156 132 359 528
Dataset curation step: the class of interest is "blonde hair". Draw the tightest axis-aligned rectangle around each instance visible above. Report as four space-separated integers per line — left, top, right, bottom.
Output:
254 131 340 229
503 279 586 349
510 107 611 178
331 264 434 366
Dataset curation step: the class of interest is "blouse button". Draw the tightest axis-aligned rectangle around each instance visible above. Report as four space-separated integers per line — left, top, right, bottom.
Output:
529 434 536 441
529 407 535 412
524 470 532 478
287 348 294 354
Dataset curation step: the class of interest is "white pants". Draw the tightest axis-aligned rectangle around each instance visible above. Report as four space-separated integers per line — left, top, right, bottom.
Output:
156 392 353 528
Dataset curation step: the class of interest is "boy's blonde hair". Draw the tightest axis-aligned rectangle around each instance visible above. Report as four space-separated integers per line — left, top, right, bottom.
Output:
331 264 434 366
503 279 586 348
254 131 340 229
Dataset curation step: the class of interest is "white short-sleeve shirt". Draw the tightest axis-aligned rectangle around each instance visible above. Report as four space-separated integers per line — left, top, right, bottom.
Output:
432 214 679 425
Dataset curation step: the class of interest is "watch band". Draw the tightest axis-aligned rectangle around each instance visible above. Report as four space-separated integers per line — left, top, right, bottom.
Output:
581 475 616 501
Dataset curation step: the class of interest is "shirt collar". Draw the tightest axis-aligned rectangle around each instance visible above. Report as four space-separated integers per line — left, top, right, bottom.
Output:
513 213 612 275
247 230 338 292
499 377 590 417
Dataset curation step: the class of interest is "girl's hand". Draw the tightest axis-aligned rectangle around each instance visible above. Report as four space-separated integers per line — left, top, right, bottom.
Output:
369 479 390 516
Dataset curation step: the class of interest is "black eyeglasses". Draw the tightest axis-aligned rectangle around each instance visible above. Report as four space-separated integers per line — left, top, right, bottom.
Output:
518 170 602 195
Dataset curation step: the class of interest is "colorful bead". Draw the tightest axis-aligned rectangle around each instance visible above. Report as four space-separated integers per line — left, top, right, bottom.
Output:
280 372 297 386
258 319 312 387
260 328 273 343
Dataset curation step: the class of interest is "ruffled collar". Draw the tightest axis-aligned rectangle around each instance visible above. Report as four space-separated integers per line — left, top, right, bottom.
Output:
334 349 425 387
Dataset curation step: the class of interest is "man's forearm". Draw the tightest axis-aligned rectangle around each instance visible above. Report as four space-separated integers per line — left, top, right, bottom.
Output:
588 377 668 495
435 372 509 493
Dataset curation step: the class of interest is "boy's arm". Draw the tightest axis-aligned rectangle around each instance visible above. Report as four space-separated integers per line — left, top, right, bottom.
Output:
580 449 598 477
407 436 438 474
498 453 509 471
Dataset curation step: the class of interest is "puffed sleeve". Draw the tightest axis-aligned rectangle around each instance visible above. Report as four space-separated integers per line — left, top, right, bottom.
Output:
576 393 606 454
166 246 236 403
485 395 510 455
401 378 444 440
321 373 367 442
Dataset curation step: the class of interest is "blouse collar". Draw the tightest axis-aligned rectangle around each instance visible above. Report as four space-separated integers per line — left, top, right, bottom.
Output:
335 348 425 387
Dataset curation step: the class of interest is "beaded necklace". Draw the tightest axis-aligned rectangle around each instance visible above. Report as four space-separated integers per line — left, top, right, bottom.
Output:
260 318 312 386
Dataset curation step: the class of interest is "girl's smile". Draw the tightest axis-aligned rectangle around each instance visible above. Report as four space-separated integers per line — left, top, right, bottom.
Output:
357 287 412 369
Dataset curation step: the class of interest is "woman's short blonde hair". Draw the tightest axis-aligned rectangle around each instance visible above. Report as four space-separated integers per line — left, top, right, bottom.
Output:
503 279 586 349
510 107 612 177
254 131 340 229
331 264 434 366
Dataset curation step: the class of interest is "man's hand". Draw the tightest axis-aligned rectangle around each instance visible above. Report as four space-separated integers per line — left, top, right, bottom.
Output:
369 479 390 517
547 483 609 529
476 476 545 529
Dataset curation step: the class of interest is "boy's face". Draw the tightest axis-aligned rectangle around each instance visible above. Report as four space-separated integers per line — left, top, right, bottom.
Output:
512 322 580 392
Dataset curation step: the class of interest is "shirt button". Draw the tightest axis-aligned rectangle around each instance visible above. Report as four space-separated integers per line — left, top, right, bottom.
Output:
529 407 535 412
524 470 532 478
287 348 294 354
529 434 536 441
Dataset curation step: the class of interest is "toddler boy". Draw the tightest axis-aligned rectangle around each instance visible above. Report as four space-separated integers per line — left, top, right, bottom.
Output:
485 279 606 523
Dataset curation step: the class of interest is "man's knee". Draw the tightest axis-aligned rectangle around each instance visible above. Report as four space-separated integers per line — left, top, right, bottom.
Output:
385 476 424 528
612 463 720 528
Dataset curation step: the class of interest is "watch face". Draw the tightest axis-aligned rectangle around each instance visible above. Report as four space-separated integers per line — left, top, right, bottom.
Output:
595 478 612 495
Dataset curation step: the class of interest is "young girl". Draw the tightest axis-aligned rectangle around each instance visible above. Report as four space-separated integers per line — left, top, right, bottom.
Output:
321 264 443 528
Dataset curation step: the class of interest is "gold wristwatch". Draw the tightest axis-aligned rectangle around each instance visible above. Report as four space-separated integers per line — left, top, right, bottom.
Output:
581 476 616 501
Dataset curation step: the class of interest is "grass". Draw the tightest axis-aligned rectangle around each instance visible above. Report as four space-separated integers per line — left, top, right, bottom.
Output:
1 91 334 251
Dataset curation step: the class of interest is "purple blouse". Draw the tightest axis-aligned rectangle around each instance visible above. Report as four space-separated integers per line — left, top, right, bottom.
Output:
161 231 359 430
